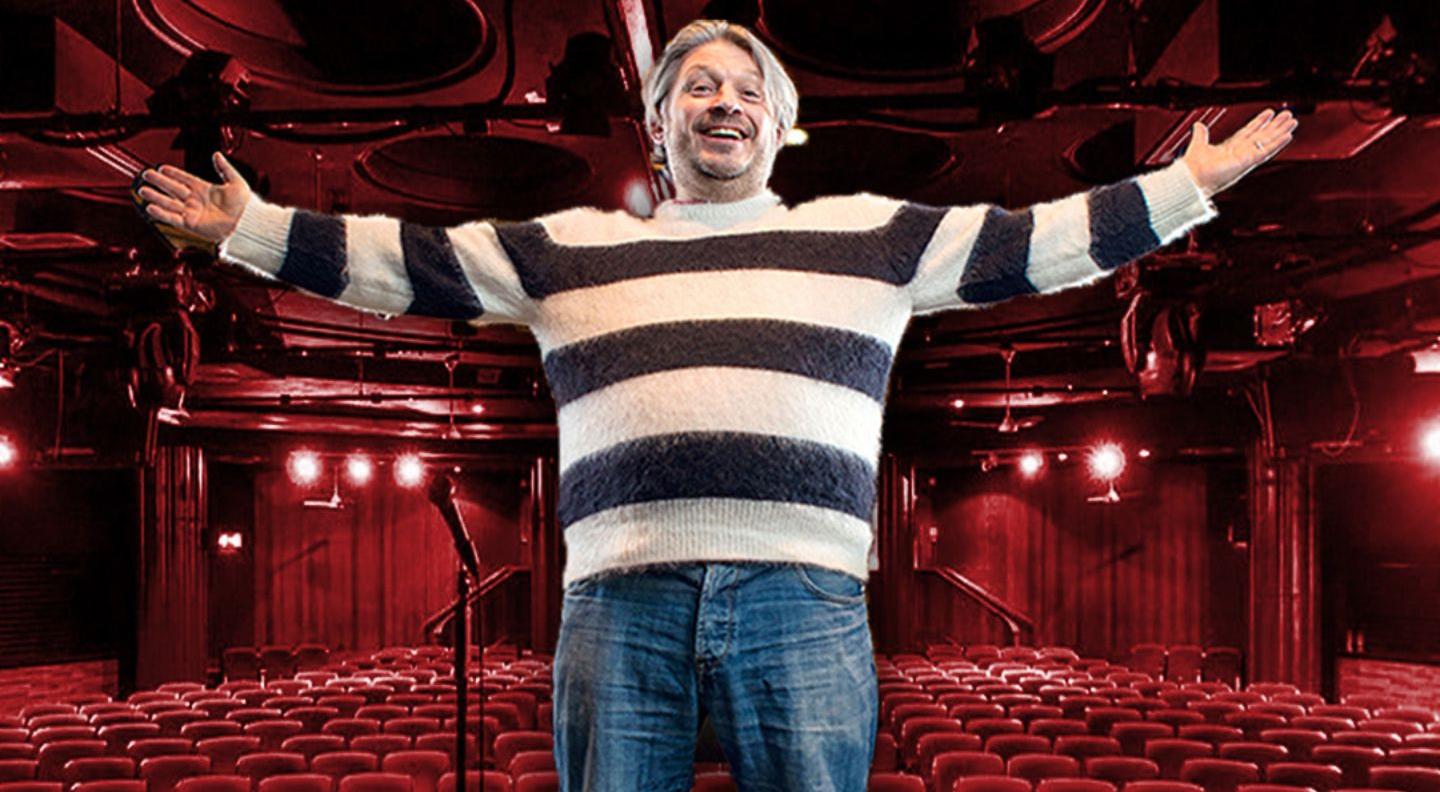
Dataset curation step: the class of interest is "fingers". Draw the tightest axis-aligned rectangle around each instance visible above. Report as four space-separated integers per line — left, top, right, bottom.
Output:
1236 108 1275 137
137 185 185 214
145 202 185 227
158 163 212 191
213 152 243 185
142 167 192 198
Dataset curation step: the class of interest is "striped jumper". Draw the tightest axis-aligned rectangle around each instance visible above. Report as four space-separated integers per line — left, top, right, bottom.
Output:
219 159 1216 587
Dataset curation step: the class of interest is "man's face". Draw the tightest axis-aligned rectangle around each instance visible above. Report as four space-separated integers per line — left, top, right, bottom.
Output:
655 39 784 200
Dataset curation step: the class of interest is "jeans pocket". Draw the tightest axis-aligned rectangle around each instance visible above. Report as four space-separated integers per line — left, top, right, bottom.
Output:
794 564 866 605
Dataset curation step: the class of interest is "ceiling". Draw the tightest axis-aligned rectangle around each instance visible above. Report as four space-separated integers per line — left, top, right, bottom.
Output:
1 0 1439 464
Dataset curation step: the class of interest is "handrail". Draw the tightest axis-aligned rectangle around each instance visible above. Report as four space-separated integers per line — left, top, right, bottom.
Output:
924 566 1035 646
422 565 526 640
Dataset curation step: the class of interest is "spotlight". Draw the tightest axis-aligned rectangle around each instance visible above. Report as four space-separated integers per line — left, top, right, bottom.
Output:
288 450 322 485
345 454 374 486
1421 423 1440 462
395 453 425 488
1138 448 1152 459
950 398 966 409
1087 443 1126 481
1018 451 1044 478
1056 452 1069 462
216 531 243 551
0 363 13 389
784 127 809 146
0 436 15 468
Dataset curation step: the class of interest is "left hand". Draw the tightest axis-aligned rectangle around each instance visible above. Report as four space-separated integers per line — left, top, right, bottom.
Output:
1181 108 1298 198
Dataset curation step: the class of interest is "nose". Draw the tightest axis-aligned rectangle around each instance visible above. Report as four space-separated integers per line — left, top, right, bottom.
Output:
710 84 742 114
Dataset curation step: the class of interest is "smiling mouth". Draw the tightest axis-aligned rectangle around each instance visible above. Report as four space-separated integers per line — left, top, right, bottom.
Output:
699 127 748 141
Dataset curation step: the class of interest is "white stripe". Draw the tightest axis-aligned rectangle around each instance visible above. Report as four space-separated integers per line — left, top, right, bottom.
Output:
909 204 989 315
561 498 874 588
449 221 535 324
337 215 413 315
1024 191 1105 293
534 269 910 350
557 366 884 474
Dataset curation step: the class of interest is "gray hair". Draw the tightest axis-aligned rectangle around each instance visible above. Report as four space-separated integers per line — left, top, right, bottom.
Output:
642 20 799 167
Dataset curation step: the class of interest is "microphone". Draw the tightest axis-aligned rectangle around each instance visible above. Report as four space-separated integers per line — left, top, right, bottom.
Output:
426 472 482 580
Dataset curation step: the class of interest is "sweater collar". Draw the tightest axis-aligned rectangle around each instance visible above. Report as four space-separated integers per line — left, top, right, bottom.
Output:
653 189 784 228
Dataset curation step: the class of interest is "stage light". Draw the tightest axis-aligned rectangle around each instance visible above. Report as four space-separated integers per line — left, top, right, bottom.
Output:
1018 451 1044 478
1056 452 1069 462
1138 448 1151 459
395 454 425 488
950 398 966 409
1421 423 1440 462
345 454 373 486
0 436 15 468
0 363 13 389
288 450 322 485
217 531 243 551
1087 443 1126 481
785 127 809 146
623 179 653 217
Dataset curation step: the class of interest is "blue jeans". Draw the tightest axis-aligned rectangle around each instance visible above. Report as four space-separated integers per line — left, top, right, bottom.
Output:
552 561 878 791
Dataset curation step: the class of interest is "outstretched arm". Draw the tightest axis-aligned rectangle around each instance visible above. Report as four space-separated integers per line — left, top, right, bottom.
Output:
137 153 535 325
908 108 1297 314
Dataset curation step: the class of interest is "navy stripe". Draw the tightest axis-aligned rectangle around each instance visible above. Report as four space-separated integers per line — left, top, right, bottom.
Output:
278 209 348 298
400 223 484 319
958 206 1037 305
543 319 894 407
1088 179 1160 270
557 431 876 527
494 203 947 299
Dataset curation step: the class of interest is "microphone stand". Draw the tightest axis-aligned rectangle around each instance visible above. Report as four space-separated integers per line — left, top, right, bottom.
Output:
427 473 483 790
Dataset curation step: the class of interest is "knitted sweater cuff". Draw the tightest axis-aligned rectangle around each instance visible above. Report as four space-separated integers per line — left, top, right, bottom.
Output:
217 194 293 281
1138 159 1219 244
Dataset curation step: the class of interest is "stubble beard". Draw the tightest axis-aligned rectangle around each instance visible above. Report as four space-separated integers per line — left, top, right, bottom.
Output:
667 126 777 203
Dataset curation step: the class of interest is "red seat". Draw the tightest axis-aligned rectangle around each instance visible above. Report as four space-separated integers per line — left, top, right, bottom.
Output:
321 720 381 741
1228 714 1293 741
193 737 260 775
1084 757 1159 785
506 777 550 792
868 731 899 774
1359 719 1423 737
0 761 36 782
244 722 303 753
126 742 194 764
987 736 1051 762
1086 709 1142 738
1311 746 1384 788
490 734 550 776
1055 737 1121 761
691 771 736 792
1219 742 1291 767
255 774 331 792
1260 730 1329 762
351 736 411 759
277 737 344 763
380 751 448 792
954 775 1032 792
0 783 63 792
1389 750 1440 770
37 741 108 780
1146 740 1215 780
1150 711 1207 730
355 707 407 725
1119 782 1201 792
1330 732 1402 751
933 751 1006 792
178 725 242 743
310 751 378 779
1178 725 1245 747
1112 723 1175 757
32 729 97 748
1370 765 1440 792
436 771 509 792
1290 718 1355 736
1265 761 1343 791
71 781 145 792
969 720 1026 742
1031 721 1088 740
900 718 966 768
914 734 981 779
234 753 307 783
1035 781 1114 792
411 736 476 773
97 726 163 756
504 751 553 779
866 772 924 792
172 775 251 792
1009 755 1080 783
334 777 408 792
138 756 212 792
61 757 135 785
1178 758 1261 792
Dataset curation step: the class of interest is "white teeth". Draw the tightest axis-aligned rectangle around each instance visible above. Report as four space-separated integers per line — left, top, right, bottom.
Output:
705 128 743 139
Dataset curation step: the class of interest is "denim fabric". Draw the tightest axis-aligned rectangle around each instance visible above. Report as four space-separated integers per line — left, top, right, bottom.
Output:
552 561 878 791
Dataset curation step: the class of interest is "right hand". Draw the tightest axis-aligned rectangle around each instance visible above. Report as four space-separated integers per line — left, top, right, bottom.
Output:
138 152 252 243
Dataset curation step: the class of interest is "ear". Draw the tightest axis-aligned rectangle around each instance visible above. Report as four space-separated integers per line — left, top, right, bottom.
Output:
648 120 665 145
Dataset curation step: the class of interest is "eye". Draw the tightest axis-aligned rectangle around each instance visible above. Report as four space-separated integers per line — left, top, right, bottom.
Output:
689 82 714 95
742 88 763 100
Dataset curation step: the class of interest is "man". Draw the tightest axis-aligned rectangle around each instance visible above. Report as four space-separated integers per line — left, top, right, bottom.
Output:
138 19 1296 791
